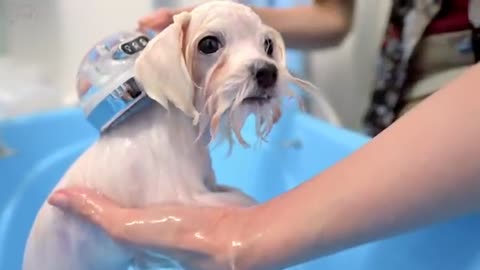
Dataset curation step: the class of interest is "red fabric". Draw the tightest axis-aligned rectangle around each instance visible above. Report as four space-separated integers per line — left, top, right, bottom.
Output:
424 0 471 35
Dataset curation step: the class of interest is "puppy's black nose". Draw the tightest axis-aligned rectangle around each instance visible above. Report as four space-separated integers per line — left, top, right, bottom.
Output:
255 63 278 89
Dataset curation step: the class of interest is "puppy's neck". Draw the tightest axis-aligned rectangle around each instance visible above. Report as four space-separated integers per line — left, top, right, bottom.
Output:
100 102 208 150
82 101 217 206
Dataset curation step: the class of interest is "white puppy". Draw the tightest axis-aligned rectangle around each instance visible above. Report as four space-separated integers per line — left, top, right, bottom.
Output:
23 1 311 269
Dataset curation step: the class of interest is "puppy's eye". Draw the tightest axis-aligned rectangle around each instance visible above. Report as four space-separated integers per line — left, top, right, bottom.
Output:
264 38 274 57
198 36 222 54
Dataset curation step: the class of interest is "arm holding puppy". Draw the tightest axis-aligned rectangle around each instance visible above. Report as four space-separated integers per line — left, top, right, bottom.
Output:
138 0 354 49
49 63 480 270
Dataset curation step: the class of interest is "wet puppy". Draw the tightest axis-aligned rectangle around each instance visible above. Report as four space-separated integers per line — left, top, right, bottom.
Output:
23 1 312 269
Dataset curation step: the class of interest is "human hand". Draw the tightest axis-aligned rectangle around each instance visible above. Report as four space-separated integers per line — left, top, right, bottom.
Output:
138 8 175 33
48 187 257 270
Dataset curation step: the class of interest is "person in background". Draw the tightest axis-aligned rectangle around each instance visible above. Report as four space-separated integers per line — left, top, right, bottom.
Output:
139 0 478 137
363 0 478 136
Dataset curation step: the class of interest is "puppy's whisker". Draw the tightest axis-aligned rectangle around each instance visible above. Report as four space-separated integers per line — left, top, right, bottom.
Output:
226 135 234 156
194 94 221 144
231 108 251 147
284 70 319 94
193 105 212 144
210 86 236 106
284 87 305 111
202 52 228 93
284 69 341 125
228 98 243 125
233 84 252 108
210 113 222 140
192 80 203 91
212 111 241 156
259 118 266 141
254 108 262 139
204 95 218 115
210 98 235 140
197 96 221 145
259 107 272 141
289 75 318 94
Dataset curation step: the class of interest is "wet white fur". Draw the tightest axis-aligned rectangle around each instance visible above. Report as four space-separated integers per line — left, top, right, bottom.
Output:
22 1 313 269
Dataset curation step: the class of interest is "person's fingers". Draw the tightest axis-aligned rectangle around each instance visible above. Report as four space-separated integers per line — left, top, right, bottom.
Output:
138 9 174 32
138 10 162 25
138 18 171 32
48 187 128 241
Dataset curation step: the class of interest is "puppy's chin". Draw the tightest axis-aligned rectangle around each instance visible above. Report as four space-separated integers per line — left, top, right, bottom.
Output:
201 90 283 153
228 98 281 145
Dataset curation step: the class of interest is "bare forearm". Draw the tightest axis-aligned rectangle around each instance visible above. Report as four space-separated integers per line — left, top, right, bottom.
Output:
243 64 480 270
252 1 354 49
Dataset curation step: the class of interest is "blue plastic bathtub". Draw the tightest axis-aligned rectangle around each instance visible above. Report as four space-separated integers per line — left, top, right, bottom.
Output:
1 104 479 270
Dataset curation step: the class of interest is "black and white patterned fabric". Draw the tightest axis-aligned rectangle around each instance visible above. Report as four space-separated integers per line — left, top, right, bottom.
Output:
363 0 443 137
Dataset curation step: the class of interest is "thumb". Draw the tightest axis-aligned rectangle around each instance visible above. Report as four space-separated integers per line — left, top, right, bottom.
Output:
48 187 127 238
138 9 174 31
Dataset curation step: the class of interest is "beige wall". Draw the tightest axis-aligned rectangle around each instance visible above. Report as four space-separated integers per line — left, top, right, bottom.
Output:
2 0 153 109
305 0 391 130
0 0 6 54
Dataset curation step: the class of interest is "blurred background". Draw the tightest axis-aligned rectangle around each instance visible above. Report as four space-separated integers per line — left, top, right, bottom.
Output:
0 0 391 131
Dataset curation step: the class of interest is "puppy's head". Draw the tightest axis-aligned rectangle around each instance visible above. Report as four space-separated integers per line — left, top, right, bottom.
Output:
135 1 311 147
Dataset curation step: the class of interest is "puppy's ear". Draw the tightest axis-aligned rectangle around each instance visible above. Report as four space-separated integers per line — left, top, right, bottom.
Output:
135 12 199 124
266 26 287 67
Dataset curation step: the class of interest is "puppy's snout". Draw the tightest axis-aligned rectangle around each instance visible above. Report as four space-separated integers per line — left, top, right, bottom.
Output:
255 63 278 89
